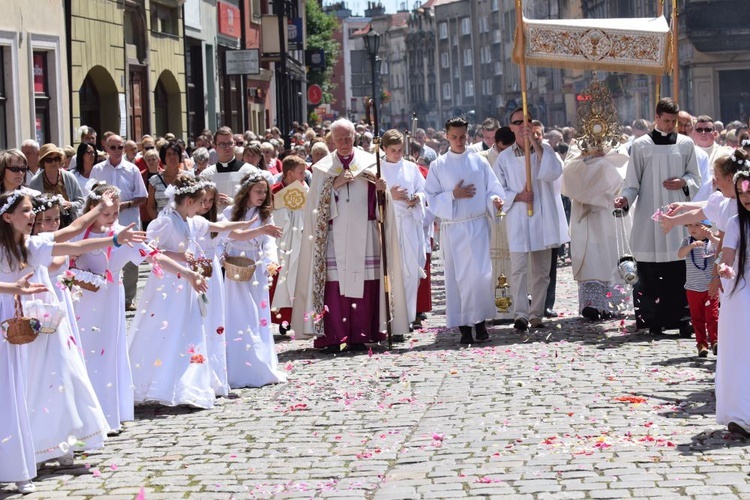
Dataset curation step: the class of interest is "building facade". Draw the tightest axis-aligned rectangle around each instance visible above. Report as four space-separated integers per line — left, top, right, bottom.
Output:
0 0 70 148
70 0 187 144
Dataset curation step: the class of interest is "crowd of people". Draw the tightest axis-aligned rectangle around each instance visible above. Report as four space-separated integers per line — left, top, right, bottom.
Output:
3 96 750 493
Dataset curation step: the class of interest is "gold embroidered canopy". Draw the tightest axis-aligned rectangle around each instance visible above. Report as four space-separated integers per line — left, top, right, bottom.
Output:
512 16 672 76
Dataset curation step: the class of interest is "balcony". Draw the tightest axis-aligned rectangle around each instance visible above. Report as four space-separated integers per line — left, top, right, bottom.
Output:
685 0 750 52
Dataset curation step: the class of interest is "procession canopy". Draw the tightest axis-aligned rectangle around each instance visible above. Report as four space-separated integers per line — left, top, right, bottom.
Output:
513 16 672 76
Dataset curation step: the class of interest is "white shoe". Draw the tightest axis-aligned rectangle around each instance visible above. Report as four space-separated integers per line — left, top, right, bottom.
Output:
58 452 75 467
16 481 36 494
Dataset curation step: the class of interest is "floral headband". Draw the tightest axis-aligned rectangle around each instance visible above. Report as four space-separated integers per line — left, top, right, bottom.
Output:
164 179 213 202
731 155 750 168
86 180 121 201
0 190 23 216
33 194 65 215
241 173 265 187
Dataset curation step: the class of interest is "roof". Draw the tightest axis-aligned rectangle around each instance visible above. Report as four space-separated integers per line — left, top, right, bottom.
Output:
390 11 410 27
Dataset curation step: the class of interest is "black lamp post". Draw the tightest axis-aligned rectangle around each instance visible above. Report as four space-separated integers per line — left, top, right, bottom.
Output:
362 26 381 123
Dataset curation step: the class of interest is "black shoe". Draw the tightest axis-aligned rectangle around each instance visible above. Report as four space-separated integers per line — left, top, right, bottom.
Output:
678 323 694 338
728 422 750 437
348 343 368 352
459 325 474 345
279 324 289 335
417 312 427 320
513 318 528 332
600 311 613 320
475 321 489 342
544 308 558 318
713 343 718 356
412 319 422 329
581 307 600 321
391 334 406 343
649 326 662 335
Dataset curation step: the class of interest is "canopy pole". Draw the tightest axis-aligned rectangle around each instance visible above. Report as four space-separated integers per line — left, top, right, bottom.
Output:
655 0 664 105
671 0 679 102
515 0 533 217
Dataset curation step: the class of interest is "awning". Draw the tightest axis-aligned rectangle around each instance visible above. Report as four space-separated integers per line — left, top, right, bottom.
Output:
512 16 672 76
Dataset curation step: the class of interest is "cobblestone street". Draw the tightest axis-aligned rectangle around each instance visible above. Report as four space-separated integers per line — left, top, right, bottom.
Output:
2 257 747 499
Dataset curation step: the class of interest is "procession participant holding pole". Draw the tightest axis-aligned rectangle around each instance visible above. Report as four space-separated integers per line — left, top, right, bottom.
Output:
291 118 409 352
494 108 565 332
424 118 505 345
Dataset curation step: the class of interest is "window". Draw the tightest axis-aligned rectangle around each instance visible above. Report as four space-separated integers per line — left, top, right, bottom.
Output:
464 80 474 97
461 17 471 35
350 50 370 98
439 22 448 39
480 17 488 33
491 0 499 11
32 52 50 144
495 61 503 75
442 83 451 100
441 53 449 68
151 3 179 35
480 46 491 64
482 79 492 95
463 48 472 66
0 49 6 149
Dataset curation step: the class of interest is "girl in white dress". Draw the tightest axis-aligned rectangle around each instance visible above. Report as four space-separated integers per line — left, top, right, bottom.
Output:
716 169 750 436
0 272 47 495
70 183 163 434
128 176 255 408
0 190 144 493
196 184 230 396
221 173 287 388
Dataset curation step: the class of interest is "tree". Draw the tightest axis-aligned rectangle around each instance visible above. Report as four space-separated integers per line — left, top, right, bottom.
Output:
306 0 340 106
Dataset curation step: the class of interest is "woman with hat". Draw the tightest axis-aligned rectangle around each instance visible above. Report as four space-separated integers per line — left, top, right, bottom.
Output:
28 144 84 227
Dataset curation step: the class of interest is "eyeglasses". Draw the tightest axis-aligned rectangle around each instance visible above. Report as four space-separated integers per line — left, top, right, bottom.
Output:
85 150 96 156
678 122 693 128
6 166 28 173
235 141 245 146
109 145 125 150
510 120 525 126
695 127 714 134
216 142 234 148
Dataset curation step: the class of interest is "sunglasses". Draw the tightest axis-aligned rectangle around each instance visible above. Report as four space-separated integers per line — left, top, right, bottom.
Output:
109 145 125 150
143 146 155 151
6 166 28 173
695 127 714 134
511 120 525 126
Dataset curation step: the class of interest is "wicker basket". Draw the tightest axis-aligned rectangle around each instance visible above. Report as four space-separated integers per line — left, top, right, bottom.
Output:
67 269 105 292
2 295 41 345
222 255 256 282
189 257 214 278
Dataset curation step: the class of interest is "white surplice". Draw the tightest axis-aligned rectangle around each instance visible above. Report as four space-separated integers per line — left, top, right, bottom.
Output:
425 150 505 328
620 134 701 262
381 158 427 322
494 143 566 253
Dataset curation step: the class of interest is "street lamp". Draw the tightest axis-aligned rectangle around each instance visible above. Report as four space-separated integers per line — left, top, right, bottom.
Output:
362 26 381 120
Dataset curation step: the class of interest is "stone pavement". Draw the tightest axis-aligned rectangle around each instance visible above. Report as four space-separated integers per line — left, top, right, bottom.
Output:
3 256 749 499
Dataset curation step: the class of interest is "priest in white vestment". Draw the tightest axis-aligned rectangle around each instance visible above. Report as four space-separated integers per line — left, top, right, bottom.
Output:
291 119 410 351
562 144 629 320
494 109 565 332
615 98 701 335
380 130 427 328
425 117 505 345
